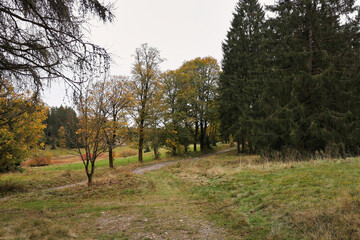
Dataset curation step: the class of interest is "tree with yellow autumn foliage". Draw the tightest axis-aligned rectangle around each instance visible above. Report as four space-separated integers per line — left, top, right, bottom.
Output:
94 76 132 168
178 57 220 152
0 80 47 172
74 80 108 187
130 44 164 163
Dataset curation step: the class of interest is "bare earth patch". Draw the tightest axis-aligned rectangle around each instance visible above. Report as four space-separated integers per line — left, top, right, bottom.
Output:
93 174 236 240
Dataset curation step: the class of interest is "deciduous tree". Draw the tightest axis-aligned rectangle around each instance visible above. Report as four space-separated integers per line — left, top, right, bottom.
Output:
95 76 131 168
130 44 164 163
74 80 108 187
179 57 220 152
0 80 47 172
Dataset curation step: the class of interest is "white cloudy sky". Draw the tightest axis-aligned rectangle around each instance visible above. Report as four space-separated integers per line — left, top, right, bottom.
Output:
44 0 275 107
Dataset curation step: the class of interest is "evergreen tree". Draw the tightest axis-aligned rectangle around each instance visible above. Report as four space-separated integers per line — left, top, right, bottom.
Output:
219 0 265 153
260 0 360 156
44 106 78 148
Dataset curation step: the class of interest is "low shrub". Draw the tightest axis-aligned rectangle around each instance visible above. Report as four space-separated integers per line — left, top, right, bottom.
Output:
115 149 138 158
29 152 52 166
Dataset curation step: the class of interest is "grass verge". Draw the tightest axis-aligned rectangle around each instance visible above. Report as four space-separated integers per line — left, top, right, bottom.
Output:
167 151 360 239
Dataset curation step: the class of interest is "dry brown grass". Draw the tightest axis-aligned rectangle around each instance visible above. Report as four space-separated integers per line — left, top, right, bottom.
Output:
290 195 360 240
176 152 302 179
0 213 75 239
114 148 138 158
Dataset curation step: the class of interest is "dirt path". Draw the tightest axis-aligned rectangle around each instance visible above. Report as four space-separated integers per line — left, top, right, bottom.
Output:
131 148 234 174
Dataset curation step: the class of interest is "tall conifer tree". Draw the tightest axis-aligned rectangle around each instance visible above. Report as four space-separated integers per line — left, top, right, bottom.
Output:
219 0 265 153
261 0 360 155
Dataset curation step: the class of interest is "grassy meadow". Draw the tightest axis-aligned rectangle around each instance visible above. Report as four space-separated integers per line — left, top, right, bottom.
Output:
1 146 360 239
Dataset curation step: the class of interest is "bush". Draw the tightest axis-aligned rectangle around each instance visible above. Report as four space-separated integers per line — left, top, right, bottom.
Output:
115 149 138 158
29 152 52 166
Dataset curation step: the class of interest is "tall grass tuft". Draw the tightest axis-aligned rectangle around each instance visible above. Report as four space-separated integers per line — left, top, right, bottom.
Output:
290 195 360 240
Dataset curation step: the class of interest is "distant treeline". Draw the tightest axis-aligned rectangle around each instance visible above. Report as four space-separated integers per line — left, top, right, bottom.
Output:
219 0 360 158
44 106 78 149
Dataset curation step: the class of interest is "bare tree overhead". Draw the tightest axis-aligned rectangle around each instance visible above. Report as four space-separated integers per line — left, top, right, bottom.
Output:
0 0 114 95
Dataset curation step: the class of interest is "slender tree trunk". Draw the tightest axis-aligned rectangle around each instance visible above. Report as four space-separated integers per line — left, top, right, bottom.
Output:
138 122 144 163
249 141 253 154
138 137 143 163
109 112 117 168
200 120 204 151
212 127 217 146
109 146 114 168
306 2 313 75
204 122 210 150
241 138 245 153
194 120 199 152
172 145 177 156
237 138 241 154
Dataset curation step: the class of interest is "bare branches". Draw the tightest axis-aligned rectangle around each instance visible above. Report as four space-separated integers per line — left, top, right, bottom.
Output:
0 0 113 95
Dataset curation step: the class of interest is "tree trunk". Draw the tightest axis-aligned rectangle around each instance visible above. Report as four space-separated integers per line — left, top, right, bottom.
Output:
194 120 199 152
241 138 245 153
306 2 313 75
200 121 209 152
200 120 204 151
154 148 160 160
87 174 93 187
249 141 254 154
87 161 95 187
138 121 144 163
108 146 114 168
109 113 116 168
172 145 177 156
205 123 210 150
138 138 143 163
237 138 241 154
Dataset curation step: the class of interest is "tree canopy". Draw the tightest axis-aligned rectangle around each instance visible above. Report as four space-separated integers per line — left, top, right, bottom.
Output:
0 0 114 94
219 0 360 157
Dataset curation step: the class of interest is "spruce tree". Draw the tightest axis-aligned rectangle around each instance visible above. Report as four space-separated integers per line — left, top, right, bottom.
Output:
219 0 265 153
261 0 360 156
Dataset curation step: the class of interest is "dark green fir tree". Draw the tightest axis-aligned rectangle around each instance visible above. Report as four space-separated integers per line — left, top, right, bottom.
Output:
261 0 360 156
219 0 265 153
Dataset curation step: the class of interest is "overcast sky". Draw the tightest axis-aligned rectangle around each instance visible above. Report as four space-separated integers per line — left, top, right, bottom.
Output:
44 0 275 107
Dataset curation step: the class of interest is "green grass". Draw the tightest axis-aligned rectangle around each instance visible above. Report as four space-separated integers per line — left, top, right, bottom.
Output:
39 145 140 158
2 145 358 239
42 146 81 157
40 152 157 171
168 152 360 239
0 144 223 196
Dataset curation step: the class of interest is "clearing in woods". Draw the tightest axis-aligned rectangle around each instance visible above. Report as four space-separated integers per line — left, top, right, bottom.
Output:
1 146 360 239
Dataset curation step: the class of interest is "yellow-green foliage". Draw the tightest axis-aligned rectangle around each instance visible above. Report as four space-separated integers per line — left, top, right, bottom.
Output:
0 82 47 172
